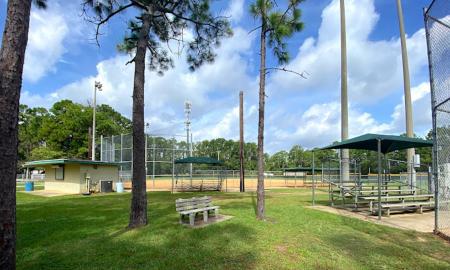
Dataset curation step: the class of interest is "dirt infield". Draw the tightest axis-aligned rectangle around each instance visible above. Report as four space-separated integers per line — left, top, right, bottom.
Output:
123 177 328 191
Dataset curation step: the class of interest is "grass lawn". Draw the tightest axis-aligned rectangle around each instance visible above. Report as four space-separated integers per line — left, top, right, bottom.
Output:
17 189 450 270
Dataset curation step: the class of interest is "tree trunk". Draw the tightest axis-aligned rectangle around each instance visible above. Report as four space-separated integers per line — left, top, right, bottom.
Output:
129 13 151 228
239 91 245 192
256 13 267 220
0 0 33 268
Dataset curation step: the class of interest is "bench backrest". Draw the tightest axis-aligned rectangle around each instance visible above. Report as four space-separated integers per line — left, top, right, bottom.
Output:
175 196 213 212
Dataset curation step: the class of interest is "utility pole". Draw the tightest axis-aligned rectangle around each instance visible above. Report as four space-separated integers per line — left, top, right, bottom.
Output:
340 0 350 184
185 101 193 183
92 81 102 161
239 91 245 192
396 0 416 187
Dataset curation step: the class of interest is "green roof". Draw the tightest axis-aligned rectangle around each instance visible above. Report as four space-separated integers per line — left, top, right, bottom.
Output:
174 157 223 165
321 133 433 154
23 159 120 167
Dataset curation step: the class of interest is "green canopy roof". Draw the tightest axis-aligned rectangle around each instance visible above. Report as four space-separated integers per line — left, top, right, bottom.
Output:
321 133 433 154
23 159 120 167
174 157 223 165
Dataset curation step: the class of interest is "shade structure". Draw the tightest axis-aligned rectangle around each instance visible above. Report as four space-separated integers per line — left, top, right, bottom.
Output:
174 156 223 165
321 133 433 154
320 133 433 220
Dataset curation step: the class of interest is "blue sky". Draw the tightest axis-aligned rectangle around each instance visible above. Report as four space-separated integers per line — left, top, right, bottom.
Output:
0 0 435 152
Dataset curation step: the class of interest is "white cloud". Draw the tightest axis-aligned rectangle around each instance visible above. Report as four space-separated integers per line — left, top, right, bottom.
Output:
223 0 245 23
390 82 431 136
21 0 433 153
21 24 257 137
278 82 432 150
23 2 88 82
267 0 428 105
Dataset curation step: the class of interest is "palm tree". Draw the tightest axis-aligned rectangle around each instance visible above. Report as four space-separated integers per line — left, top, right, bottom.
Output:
0 1 46 268
250 0 305 220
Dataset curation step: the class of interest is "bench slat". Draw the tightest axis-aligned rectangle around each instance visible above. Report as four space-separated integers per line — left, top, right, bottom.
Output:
360 194 434 200
377 201 434 208
175 196 219 215
180 206 219 215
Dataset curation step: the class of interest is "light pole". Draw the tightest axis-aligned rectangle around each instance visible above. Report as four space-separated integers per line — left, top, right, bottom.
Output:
396 0 415 187
92 81 102 161
340 0 350 184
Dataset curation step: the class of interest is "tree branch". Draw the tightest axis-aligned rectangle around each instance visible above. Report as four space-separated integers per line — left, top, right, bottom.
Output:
156 6 228 30
265 67 308 79
95 3 134 46
248 25 262 34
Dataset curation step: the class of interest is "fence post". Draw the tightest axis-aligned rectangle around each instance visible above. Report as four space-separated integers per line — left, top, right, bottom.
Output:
172 146 175 194
312 151 315 206
100 135 103 161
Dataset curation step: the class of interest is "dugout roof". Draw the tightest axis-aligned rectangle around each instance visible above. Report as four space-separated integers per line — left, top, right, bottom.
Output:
320 133 433 154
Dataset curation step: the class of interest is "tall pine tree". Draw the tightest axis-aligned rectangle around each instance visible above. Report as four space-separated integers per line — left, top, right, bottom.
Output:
0 1 47 268
250 0 305 220
84 0 231 228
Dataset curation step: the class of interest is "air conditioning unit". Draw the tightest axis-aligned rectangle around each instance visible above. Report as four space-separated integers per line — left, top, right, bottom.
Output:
100 180 113 193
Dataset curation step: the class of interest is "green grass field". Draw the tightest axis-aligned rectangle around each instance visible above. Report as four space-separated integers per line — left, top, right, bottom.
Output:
17 189 450 269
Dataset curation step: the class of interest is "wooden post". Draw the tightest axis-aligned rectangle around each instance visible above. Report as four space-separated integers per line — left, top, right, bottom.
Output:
239 91 245 192
88 127 92 160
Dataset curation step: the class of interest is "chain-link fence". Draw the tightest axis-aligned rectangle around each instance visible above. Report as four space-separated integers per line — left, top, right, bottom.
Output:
425 0 450 237
100 133 190 181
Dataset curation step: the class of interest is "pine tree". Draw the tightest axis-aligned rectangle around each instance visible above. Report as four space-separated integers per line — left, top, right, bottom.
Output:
250 0 304 220
0 1 47 268
84 0 231 228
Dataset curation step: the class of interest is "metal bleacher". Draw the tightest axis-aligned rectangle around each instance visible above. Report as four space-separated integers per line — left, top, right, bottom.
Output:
327 177 434 217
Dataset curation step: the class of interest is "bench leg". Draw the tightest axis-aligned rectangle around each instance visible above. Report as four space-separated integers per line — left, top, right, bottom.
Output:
189 213 195 226
418 205 423 214
203 210 208 223
386 208 390 217
179 214 183 224
369 201 373 213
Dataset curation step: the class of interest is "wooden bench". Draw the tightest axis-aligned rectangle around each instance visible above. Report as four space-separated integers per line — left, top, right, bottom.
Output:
175 196 219 226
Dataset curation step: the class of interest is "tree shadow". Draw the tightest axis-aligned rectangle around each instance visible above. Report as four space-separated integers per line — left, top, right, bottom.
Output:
16 192 258 269
251 192 257 215
320 214 450 269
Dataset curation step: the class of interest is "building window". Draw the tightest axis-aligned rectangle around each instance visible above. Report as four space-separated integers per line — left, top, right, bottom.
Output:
55 166 64 180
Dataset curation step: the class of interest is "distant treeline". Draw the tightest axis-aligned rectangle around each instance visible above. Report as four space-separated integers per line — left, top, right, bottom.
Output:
19 100 432 174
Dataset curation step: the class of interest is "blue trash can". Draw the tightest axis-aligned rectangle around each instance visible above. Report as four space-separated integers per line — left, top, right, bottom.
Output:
25 181 34 192
116 182 124 193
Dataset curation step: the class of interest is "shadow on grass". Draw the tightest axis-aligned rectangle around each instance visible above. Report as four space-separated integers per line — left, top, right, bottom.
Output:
315 207 450 270
251 192 257 215
17 192 258 270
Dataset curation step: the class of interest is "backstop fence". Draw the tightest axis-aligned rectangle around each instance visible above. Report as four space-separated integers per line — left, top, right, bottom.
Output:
424 0 450 237
100 133 190 180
